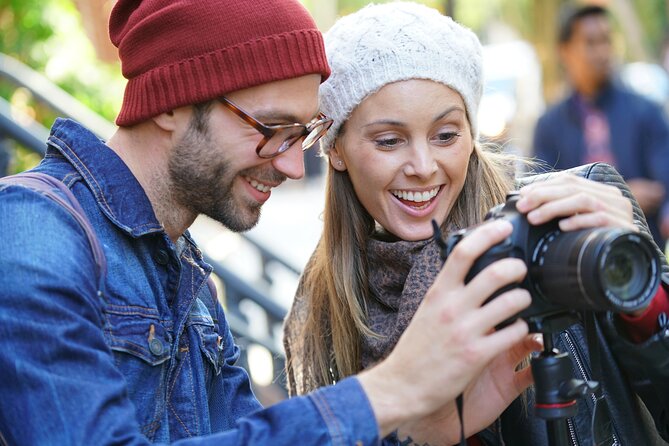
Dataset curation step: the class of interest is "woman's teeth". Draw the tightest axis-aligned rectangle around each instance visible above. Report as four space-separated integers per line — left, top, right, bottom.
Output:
391 186 439 203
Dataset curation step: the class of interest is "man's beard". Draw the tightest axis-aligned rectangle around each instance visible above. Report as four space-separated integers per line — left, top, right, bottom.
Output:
168 118 264 233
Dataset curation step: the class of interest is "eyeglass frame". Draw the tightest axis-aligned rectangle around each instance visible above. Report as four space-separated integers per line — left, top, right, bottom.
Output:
218 96 333 159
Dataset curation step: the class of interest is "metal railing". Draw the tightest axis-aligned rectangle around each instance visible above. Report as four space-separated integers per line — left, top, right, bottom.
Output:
0 52 295 403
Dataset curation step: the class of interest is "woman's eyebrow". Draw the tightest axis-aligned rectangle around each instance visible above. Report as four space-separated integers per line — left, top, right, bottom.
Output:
361 106 466 129
433 106 466 122
362 119 406 129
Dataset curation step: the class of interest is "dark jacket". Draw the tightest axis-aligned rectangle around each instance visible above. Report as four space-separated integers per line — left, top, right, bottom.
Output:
533 82 669 248
479 163 669 446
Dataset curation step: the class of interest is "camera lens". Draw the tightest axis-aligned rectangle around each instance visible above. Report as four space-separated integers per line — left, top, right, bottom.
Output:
531 228 660 313
602 242 645 301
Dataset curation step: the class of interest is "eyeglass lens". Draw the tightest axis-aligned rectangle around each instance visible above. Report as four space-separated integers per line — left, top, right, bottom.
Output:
257 121 330 158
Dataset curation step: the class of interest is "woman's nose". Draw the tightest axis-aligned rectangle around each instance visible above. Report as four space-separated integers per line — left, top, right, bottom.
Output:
403 142 438 178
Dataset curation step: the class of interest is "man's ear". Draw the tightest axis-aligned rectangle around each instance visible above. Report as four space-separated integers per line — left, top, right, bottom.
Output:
329 141 347 171
152 110 178 132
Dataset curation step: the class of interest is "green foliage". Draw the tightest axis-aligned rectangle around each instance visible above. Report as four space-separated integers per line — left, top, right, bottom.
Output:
0 0 54 64
632 0 669 59
0 0 124 174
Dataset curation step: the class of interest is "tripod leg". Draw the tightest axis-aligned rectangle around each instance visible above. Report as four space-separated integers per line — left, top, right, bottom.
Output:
546 419 572 446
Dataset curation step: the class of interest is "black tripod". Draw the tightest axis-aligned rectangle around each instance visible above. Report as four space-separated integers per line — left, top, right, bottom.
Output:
530 314 600 446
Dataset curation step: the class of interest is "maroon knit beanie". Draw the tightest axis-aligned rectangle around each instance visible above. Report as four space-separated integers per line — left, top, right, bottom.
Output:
109 0 330 126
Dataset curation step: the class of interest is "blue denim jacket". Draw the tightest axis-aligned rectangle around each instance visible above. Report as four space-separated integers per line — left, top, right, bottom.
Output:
0 118 378 445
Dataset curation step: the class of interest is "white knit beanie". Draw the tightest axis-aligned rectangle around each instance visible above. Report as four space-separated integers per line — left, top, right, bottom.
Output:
319 1 483 154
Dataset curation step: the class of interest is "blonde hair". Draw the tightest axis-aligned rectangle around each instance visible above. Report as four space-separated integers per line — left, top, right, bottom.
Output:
285 141 518 395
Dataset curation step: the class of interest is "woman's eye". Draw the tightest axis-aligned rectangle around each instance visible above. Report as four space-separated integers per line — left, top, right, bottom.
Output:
432 132 461 145
374 137 404 149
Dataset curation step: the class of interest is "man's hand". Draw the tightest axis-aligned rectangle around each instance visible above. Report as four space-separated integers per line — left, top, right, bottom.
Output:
358 219 532 438
394 334 542 445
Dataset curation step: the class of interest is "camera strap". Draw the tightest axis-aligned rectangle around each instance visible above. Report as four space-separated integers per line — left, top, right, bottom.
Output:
584 312 617 445
431 220 467 445
456 392 466 446
0 172 107 288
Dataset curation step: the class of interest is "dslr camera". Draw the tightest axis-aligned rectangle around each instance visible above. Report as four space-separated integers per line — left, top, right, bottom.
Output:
442 192 661 332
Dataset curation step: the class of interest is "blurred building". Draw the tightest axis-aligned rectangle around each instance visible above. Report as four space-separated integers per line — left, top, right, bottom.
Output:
479 40 545 159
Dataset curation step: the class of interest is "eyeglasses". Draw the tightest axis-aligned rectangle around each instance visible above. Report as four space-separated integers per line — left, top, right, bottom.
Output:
218 97 333 159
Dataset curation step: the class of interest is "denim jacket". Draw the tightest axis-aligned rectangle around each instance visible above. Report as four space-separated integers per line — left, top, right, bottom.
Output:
0 118 378 445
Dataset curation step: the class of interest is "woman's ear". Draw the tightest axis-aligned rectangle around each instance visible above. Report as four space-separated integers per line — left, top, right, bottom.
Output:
329 142 347 171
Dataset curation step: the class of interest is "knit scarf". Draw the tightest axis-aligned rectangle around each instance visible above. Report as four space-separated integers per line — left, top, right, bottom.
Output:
361 232 445 369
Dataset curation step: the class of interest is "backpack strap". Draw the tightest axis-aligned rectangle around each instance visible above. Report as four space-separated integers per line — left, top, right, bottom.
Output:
0 172 107 292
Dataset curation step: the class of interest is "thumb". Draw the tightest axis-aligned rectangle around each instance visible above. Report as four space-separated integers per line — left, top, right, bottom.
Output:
513 365 535 394
507 334 543 366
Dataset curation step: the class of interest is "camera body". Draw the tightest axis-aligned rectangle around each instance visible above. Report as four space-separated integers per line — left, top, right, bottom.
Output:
444 192 661 332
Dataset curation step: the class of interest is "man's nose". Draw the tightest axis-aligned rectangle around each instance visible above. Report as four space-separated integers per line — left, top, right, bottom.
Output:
271 143 305 180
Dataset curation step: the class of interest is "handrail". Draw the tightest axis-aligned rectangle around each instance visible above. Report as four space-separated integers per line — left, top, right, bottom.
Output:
0 53 116 139
0 96 49 155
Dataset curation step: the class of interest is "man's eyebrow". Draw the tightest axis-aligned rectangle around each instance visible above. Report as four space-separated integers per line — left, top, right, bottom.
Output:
253 109 319 124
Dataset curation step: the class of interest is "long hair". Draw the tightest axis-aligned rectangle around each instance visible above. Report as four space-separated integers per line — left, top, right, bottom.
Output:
285 141 518 395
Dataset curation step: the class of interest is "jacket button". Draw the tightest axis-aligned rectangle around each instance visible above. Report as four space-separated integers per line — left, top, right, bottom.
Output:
154 249 169 265
149 338 164 356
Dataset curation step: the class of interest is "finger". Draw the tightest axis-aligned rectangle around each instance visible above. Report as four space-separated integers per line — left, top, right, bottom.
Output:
520 173 615 202
434 220 513 290
464 258 527 308
476 319 530 363
521 187 632 228
527 192 630 226
558 211 638 232
506 334 543 366
467 288 531 334
518 175 628 216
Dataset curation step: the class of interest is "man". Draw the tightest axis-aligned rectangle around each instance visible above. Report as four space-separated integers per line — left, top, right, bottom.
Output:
533 4 669 250
0 1 535 444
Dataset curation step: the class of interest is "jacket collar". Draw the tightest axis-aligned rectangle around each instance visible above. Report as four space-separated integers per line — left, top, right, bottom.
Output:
568 80 619 110
46 118 163 237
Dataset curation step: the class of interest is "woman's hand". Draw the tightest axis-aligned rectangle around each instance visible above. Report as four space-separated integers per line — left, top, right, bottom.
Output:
516 173 636 232
395 334 542 445
358 219 532 438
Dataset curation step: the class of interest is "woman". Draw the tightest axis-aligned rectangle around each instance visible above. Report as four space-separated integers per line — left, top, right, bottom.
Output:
284 3 669 445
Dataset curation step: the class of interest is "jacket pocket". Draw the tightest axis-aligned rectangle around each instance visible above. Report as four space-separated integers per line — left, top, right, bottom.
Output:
103 305 172 366
188 298 224 375
101 305 173 440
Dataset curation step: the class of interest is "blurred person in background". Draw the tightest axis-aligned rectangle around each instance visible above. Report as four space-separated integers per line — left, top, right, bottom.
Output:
533 4 669 251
